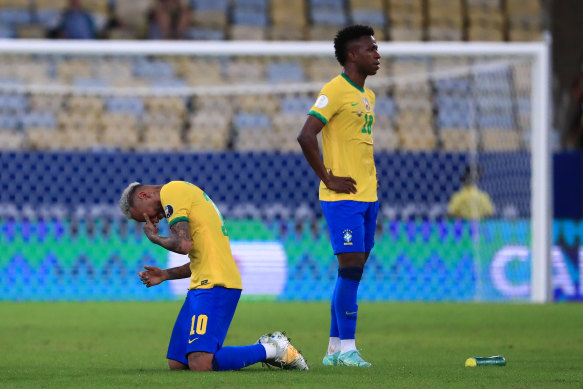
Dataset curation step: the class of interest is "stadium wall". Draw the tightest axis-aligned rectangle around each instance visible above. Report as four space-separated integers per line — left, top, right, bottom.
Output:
0 151 581 302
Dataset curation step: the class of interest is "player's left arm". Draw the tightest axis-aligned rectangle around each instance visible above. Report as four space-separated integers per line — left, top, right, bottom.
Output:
143 214 193 254
139 262 191 288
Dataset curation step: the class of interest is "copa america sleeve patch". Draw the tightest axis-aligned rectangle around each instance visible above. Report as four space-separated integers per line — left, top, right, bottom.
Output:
314 94 328 108
165 204 174 218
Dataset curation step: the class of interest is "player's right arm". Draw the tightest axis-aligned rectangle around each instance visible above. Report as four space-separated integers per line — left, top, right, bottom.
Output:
297 115 357 194
143 215 193 254
139 262 191 288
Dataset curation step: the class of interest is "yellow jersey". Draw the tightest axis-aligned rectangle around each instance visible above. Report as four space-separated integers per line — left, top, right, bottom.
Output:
160 181 242 290
308 73 378 202
447 185 494 220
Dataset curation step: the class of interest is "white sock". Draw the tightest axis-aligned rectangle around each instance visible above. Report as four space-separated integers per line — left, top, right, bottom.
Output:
262 343 276 359
327 337 340 355
340 339 356 354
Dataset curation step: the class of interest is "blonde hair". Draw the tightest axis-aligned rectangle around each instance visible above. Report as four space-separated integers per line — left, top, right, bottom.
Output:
119 182 141 219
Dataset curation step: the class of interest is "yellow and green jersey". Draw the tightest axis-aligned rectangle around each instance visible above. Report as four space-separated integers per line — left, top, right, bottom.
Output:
160 181 242 290
447 185 494 220
308 73 378 202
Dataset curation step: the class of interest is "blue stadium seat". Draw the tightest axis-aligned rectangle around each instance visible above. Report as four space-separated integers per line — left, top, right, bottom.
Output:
133 60 175 79
0 113 20 130
0 24 14 38
150 78 187 89
191 0 229 11
232 10 268 26
105 96 144 115
351 10 385 26
234 112 271 129
0 94 27 113
0 9 32 26
73 78 109 88
280 96 313 113
436 96 473 128
35 9 61 28
311 10 347 25
374 96 396 117
268 62 304 83
187 27 225 40
21 111 57 129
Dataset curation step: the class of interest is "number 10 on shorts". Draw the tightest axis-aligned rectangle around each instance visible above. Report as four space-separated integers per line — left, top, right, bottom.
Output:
190 314 208 335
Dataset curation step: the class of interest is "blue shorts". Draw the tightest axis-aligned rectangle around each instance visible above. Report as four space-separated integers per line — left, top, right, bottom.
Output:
321 200 379 255
167 287 241 364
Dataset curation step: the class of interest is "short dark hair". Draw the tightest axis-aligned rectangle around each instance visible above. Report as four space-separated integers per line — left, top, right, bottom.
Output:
334 25 375 66
462 163 482 185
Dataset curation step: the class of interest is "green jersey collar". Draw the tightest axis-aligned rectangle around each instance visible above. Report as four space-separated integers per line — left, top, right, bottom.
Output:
341 73 365 93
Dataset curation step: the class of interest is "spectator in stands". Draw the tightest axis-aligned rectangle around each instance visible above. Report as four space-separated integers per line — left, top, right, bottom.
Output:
147 0 190 40
447 163 494 220
51 0 97 39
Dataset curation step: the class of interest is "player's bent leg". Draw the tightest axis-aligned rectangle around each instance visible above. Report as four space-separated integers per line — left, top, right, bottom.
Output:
168 358 188 370
187 351 214 371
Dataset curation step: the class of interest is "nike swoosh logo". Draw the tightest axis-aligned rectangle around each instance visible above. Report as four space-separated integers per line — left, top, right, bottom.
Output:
351 103 358 106
345 311 357 315
188 337 199 344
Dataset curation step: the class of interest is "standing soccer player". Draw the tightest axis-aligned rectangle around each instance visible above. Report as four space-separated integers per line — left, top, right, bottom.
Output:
297 25 380 367
119 180 308 372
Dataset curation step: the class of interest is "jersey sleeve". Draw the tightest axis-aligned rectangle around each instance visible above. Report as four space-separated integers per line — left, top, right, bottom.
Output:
308 82 342 125
160 181 191 227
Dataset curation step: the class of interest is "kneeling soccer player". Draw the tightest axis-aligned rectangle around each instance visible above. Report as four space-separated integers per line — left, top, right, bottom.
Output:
119 180 308 371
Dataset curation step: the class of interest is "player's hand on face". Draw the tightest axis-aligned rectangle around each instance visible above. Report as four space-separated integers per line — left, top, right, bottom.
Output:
139 265 165 287
143 213 160 241
325 170 357 194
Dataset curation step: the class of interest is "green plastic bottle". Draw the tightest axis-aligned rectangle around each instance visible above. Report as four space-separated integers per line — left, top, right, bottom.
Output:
465 355 506 367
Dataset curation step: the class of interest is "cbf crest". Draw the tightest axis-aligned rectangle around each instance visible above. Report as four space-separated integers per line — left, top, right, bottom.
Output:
362 97 371 112
343 229 353 246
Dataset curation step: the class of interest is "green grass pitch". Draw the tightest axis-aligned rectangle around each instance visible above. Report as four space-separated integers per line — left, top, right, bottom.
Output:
1 301 582 388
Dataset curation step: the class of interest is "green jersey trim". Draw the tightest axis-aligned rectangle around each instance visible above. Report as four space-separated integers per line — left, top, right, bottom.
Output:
308 110 328 125
168 216 189 228
341 73 365 93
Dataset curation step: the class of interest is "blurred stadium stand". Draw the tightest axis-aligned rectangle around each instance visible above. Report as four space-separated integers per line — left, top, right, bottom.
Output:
0 0 542 42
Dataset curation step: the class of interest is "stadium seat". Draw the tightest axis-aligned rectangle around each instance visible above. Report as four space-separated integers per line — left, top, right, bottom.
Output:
67 96 104 114
105 96 145 115
280 96 314 113
373 115 399 151
229 25 265 40
101 123 140 151
306 57 341 82
0 129 23 149
440 128 479 151
21 111 57 130
141 127 182 151
187 111 231 150
29 94 64 112
398 129 437 150
268 26 305 41
267 62 305 83
236 95 279 114
273 112 306 152
61 127 100 150
481 129 521 151
225 59 265 83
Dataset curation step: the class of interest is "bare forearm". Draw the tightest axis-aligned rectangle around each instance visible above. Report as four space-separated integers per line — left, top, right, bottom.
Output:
164 262 191 280
145 221 192 254
149 234 191 254
298 133 329 185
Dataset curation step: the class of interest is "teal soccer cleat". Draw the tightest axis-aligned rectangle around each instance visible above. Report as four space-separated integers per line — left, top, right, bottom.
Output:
337 350 372 367
322 352 340 366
